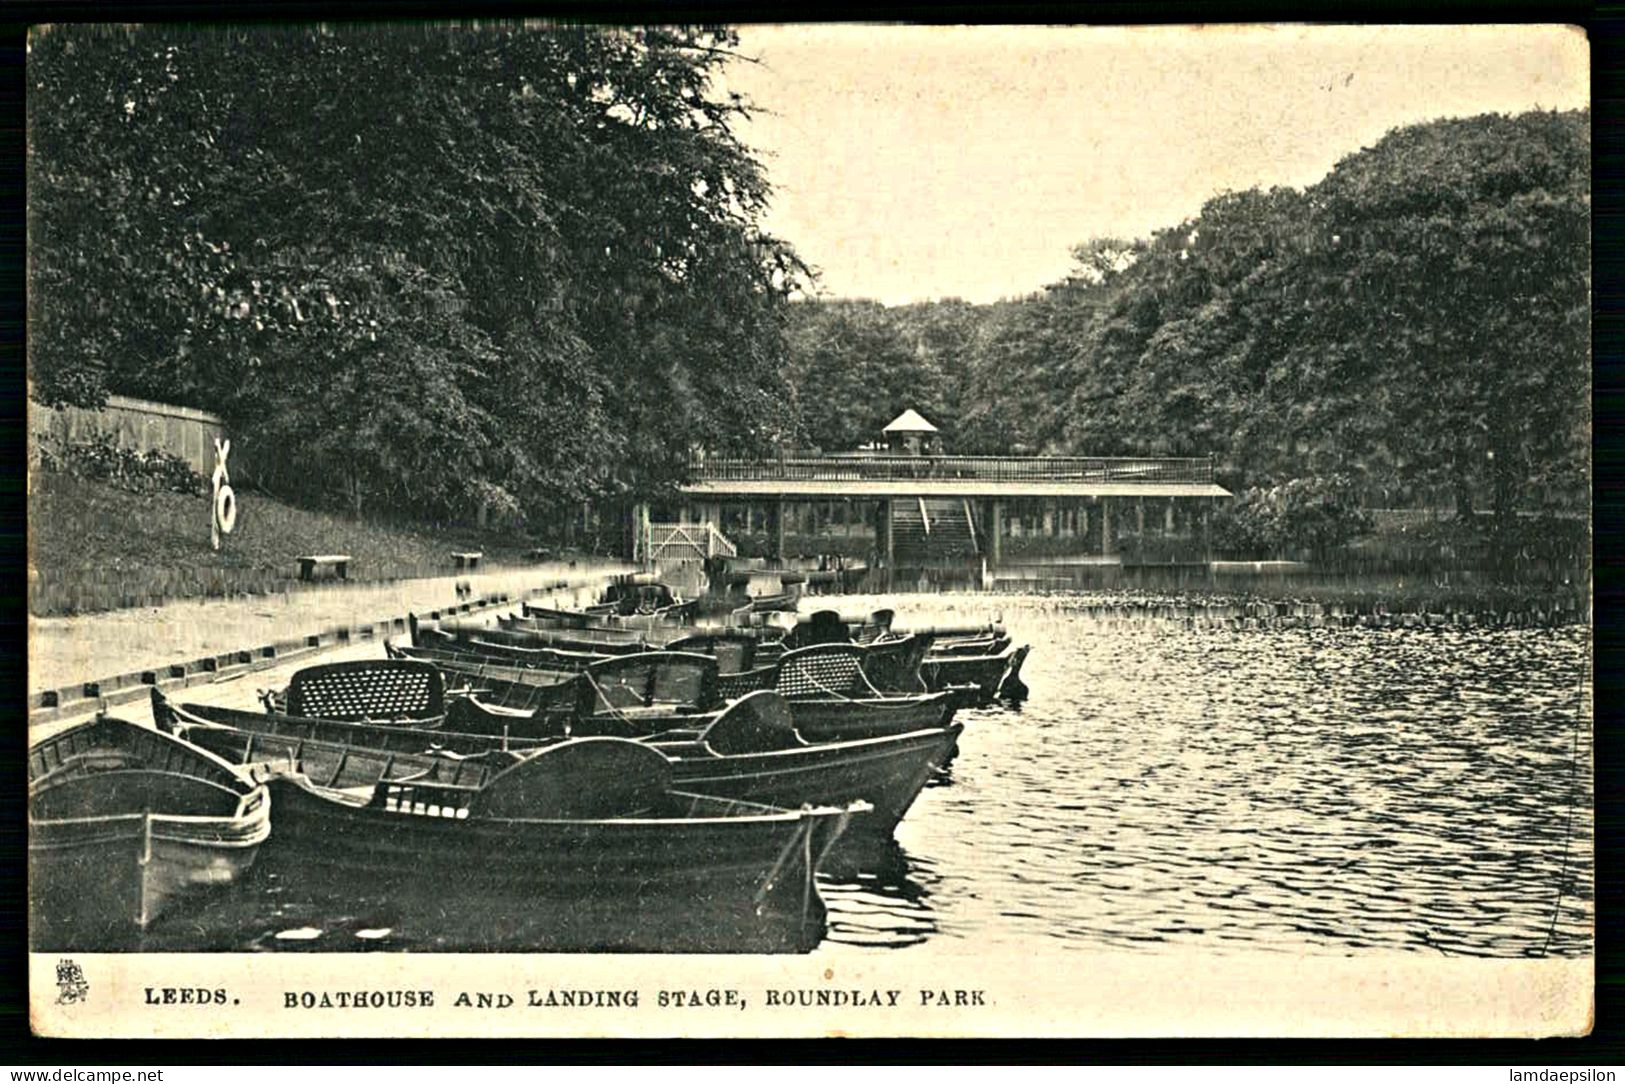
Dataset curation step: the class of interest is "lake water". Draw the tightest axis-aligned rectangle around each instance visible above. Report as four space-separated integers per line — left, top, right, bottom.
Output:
79 591 1592 958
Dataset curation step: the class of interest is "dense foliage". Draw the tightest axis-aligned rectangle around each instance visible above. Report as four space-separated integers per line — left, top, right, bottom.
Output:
29 24 802 523
781 110 1590 532
34 433 205 497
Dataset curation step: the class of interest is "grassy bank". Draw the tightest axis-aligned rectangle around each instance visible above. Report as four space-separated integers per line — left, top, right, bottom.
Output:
28 469 559 615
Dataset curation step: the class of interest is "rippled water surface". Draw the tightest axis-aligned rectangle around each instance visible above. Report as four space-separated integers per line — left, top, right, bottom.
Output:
108 592 1591 957
822 593 1593 958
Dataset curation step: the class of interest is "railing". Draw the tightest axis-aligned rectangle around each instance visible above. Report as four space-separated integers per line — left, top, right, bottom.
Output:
641 522 737 564
688 454 1215 485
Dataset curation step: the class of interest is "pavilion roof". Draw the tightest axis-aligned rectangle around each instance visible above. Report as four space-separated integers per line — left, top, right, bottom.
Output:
882 409 939 434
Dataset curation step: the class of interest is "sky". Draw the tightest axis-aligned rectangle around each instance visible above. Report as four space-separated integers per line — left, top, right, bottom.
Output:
717 24 1589 305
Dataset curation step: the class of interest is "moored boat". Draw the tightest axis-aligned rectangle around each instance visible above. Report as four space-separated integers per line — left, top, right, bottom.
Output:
390 635 607 673
920 643 1031 705
419 616 646 657
158 686 956 836
154 688 566 755
771 642 959 741
29 716 271 945
259 736 865 952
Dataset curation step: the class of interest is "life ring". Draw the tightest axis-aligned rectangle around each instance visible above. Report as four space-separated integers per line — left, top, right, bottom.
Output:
214 484 238 534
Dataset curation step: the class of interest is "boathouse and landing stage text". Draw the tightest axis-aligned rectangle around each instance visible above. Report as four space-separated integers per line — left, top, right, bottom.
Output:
267 986 989 1011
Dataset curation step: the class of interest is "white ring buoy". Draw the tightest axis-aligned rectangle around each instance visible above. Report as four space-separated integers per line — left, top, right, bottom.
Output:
214 484 238 534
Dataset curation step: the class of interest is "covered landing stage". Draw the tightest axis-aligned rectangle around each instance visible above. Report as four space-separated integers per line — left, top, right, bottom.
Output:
672 455 1233 563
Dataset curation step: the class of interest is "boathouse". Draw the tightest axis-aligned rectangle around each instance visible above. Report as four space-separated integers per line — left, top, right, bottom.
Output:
642 410 1232 583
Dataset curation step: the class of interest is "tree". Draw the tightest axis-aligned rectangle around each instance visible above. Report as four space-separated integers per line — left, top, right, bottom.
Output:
28 24 803 523
1303 110 1590 524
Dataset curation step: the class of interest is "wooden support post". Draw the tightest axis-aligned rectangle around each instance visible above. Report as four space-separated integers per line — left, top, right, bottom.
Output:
880 500 893 565
1101 498 1114 557
630 502 651 566
774 499 787 561
991 500 1003 564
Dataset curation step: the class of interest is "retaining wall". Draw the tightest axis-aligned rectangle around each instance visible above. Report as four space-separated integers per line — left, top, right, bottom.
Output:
30 394 227 477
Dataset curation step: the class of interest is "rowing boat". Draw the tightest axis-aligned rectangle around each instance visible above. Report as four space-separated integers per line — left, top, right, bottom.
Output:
770 643 959 740
157 687 956 836
258 736 865 952
29 716 271 945
920 643 1032 705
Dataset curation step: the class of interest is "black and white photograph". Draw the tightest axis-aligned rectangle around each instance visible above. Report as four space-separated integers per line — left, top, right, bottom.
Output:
25 22 1591 1038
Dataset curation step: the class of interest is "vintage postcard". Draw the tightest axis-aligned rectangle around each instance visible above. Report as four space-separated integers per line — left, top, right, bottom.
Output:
26 23 1591 1039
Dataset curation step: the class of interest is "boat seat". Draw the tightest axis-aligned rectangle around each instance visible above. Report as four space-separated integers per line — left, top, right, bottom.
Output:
774 643 878 700
472 739 674 820
699 691 806 756
286 660 445 721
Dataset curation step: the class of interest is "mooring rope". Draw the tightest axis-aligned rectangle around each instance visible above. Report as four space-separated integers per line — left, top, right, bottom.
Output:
755 817 811 909
1540 649 1590 957
581 670 638 728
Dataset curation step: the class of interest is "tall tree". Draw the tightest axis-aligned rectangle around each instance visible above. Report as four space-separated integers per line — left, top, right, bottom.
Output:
28 24 803 522
1303 110 1590 521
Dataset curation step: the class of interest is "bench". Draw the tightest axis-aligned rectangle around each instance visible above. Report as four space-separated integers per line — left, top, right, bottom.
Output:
452 551 483 572
296 554 351 581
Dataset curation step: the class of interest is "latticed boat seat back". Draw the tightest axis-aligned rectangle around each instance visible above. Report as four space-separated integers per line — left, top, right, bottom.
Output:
581 652 720 716
286 660 445 721
715 665 778 702
774 644 876 700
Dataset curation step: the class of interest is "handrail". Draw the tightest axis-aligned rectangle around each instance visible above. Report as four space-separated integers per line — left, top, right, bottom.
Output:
647 521 736 562
688 453 1213 485
918 498 930 535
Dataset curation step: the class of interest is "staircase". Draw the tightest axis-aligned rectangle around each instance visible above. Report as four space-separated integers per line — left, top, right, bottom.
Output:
891 498 979 564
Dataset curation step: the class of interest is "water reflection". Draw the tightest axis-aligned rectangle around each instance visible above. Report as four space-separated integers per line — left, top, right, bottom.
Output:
111 845 829 954
882 598 1592 959
818 834 941 949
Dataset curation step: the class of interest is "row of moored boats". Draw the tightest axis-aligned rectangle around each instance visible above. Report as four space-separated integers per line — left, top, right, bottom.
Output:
28 581 1030 952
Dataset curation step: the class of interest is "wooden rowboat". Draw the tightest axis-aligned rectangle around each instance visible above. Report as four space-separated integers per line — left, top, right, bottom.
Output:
417 617 647 657
156 688 956 836
921 643 1031 705
259 737 864 952
390 636 606 673
769 643 959 741
29 716 271 946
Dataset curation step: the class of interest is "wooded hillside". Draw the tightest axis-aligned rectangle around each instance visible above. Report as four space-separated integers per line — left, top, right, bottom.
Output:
781 110 1590 529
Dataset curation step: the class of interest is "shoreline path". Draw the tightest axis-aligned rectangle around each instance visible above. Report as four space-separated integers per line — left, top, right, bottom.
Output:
28 558 632 740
